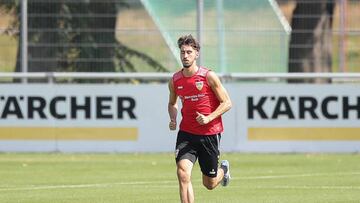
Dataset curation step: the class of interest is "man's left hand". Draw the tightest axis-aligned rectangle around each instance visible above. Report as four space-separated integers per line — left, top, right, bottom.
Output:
196 112 210 125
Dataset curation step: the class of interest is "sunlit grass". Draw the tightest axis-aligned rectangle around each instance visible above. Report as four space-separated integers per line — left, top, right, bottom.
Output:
0 153 359 203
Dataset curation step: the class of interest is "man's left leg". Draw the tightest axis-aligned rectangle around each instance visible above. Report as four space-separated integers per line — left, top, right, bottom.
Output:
198 134 229 190
202 167 225 190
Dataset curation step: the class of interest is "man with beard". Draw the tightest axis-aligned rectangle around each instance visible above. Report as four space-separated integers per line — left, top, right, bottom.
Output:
168 34 232 203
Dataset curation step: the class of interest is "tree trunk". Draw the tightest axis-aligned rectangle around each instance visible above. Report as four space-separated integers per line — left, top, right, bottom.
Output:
15 1 60 82
288 0 335 83
71 1 117 73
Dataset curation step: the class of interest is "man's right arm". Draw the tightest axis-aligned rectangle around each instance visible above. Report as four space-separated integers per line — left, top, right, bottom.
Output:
168 80 178 131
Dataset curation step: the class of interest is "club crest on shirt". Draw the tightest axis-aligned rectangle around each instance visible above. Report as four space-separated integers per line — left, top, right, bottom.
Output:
195 81 203 91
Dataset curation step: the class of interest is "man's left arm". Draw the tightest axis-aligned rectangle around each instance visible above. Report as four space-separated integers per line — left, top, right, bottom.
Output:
196 71 232 125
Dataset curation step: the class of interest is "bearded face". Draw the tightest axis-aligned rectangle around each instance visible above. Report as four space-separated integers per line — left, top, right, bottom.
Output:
180 45 199 68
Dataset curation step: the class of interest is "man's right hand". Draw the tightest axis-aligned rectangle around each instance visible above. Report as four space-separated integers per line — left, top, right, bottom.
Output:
169 120 177 131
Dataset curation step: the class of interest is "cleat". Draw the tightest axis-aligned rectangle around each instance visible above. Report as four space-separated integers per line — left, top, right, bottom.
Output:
220 160 231 186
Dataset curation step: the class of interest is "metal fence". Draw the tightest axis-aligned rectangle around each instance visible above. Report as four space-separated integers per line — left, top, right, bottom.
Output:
280 0 360 73
0 0 359 83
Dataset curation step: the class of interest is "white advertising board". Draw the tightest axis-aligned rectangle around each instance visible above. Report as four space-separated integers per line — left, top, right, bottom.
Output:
0 84 359 152
231 84 360 152
0 84 175 152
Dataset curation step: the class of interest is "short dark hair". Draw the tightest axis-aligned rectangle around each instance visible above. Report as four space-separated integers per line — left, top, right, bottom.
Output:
177 34 200 51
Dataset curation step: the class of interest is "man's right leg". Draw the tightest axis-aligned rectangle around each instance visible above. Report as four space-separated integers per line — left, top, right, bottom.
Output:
177 159 194 203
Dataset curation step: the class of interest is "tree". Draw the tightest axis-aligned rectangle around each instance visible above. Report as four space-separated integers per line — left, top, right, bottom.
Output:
1 0 167 82
288 0 335 83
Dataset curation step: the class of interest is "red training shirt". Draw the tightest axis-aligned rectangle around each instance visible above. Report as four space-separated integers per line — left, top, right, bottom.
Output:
172 66 223 135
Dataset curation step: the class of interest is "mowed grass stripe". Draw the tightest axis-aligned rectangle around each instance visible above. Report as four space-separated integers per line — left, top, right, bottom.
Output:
0 153 359 203
1 171 360 191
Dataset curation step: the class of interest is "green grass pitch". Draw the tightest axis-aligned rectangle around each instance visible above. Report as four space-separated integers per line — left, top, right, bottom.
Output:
0 153 360 202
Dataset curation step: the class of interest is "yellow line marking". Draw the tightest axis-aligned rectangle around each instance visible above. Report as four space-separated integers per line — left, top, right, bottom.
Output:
248 127 360 141
0 127 138 140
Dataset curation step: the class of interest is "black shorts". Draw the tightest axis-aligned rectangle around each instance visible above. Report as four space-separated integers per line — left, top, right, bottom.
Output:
175 130 221 178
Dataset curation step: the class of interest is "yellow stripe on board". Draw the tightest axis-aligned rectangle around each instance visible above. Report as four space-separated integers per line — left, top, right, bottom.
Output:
0 127 138 141
248 127 360 141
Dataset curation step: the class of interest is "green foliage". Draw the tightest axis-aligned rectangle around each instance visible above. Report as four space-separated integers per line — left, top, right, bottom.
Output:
0 0 167 75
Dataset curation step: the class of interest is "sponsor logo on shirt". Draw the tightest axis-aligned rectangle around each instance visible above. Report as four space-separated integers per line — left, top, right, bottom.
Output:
184 94 205 101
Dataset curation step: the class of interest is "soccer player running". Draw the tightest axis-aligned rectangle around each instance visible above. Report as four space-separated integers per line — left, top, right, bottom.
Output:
168 34 232 203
